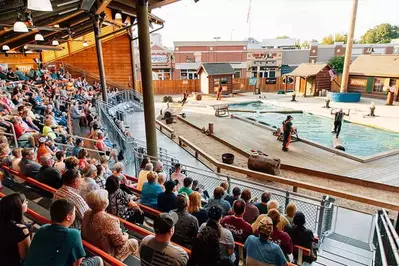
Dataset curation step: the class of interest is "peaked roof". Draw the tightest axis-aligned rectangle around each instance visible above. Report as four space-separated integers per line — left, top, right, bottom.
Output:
199 63 235 75
287 63 329 77
350 55 399 78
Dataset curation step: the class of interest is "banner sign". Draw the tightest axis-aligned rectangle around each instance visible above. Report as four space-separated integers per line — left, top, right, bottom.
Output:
151 54 169 64
249 77 257 86
349 78 367 87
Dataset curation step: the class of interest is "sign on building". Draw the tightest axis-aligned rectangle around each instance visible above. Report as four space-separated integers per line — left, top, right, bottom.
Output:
151 54 169 64
349 78 367 87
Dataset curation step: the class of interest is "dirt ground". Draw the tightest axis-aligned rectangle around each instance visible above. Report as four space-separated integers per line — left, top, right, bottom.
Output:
166 117 399 218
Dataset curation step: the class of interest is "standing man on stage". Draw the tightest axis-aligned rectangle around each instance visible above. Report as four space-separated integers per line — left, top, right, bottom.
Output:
181 90 188 106
282 115 294 152
331 108 349 138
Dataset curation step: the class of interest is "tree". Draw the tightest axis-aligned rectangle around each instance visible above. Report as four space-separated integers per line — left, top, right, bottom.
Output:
360 23 399 44
328 56 345 75
334 33 348 43
276 35 290 39
301 40 310 49
321 35 334 45
322 33 347 45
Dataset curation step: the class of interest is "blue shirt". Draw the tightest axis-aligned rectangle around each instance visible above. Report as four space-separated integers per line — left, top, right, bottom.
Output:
141 182 163 209
205 198 231 215
244 235 287 266
72 146 81 157
23 224 86 266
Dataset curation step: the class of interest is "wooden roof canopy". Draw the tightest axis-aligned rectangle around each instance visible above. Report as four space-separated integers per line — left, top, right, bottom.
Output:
0 0 179 53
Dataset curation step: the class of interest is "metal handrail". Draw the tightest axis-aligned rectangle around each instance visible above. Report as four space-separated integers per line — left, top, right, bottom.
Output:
375 217 389 266
380 213 399 264
382 209 399 248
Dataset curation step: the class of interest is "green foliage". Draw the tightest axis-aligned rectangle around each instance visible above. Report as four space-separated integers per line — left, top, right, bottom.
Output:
322 33 347 45
328 56 345 75
301 40 310 49
276 35 290 39
322 35 334 45
360 23 399 44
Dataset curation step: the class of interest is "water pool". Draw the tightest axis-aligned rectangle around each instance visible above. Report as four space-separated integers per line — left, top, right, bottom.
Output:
230 102 399 157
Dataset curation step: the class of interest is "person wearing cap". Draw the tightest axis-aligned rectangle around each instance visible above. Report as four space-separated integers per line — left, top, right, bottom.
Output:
37 153 62 190
140 212 189 266
267 209 293 260
80 164 100 200
171 194 199 249
37 137 54 163
199 206 235 262
286 211 315 264
331 108 349 138
245 216 289 266
157 180 177 212
282 115 294 152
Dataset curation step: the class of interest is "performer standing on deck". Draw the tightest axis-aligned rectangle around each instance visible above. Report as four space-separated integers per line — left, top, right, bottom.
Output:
216 85 223 100
282 115 294 152
181 90 188 106
331 108 349 138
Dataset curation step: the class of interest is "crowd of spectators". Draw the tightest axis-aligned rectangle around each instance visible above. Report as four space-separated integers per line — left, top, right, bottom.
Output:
0 65 317 266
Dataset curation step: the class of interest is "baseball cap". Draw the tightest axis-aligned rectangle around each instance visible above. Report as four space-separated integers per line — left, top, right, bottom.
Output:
258 217 273 237
38 137 48 143
154 212 179 234
287 115 293 120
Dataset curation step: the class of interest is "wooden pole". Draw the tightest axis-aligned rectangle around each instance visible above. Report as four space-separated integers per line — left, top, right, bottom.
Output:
93 15 107 102
285 76 288 92
304 77 307 97
340 0 359 93
137 0 158 157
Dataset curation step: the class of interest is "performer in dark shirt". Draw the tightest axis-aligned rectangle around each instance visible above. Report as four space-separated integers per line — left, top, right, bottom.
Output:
282 115 294 152
331 108 349 138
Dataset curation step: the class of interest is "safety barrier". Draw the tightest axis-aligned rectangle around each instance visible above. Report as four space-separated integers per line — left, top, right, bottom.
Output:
0 191 127 266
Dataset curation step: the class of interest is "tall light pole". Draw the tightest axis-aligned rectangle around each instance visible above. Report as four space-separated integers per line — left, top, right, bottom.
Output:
340 0 359 93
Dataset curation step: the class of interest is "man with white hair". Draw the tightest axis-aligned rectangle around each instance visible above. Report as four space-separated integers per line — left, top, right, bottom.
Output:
252 200 290 233
37 153 62 189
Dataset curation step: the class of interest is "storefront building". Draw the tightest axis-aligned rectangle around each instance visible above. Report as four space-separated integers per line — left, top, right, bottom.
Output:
349 55 399 101
151 45 173 80
173 41 248 80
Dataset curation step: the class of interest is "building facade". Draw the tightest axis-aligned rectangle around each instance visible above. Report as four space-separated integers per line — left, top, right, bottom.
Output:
173 41 248 80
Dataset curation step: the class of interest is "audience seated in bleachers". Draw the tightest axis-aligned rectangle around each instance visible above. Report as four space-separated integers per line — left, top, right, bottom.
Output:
205 187 231 216
140 171 163 209
82 189 139 261
23 199 103 266
157 180 177 213
0 192 31 265
171 194 199 249
188 191 208 226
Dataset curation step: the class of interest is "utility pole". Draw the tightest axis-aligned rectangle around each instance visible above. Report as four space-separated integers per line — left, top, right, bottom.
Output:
340 0 359 93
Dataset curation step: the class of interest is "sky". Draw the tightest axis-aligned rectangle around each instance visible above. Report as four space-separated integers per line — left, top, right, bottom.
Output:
152 0 399 47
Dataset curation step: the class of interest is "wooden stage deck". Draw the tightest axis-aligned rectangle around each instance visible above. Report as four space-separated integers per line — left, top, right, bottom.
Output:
182 110 399 186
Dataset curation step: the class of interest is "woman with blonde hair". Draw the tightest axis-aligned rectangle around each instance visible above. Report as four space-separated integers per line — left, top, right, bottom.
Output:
285 202 297 225
82 189 139 261
188 191 208 226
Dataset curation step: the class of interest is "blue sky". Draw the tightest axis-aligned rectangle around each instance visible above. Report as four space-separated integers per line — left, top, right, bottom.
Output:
152 0 399 47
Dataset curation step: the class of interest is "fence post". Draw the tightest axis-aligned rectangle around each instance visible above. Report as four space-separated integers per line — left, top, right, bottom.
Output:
285 191 290 210
317 197 326 237
227 175 231 194
396 212 399 234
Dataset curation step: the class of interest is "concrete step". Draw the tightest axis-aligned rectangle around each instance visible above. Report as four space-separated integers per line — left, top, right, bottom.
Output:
315 256 346 266
322 238 373 259
320 242 372 265
319 250 369 266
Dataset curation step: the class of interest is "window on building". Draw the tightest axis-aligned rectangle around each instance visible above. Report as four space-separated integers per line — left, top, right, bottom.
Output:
282 77 294 84
234 70 241 78
373 78 387 92
180 69 198 80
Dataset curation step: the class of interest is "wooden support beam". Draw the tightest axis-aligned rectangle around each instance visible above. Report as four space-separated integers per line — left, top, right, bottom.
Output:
149 0 181 10
1 10 84 48
96 0 112 14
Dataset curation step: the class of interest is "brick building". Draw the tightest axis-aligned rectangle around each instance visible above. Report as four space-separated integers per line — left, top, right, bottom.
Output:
173 41 248 80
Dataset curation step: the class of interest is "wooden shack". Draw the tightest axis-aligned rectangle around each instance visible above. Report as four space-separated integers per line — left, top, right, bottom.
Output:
285 63 332 96
198 63 234 95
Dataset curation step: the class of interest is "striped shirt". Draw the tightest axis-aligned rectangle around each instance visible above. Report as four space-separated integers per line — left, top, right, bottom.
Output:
140 235 188 266
54 185 89 230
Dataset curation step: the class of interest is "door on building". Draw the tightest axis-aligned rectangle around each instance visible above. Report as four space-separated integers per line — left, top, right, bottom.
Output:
299 77 306 94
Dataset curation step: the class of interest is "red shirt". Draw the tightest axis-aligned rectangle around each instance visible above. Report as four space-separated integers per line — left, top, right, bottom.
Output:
221 215 253 243
95 140 106 151
13 123 25 139
270 226 293 256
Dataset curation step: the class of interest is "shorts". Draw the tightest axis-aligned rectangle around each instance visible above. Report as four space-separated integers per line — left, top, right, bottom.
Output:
18 132 34 141
81 256 102 266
